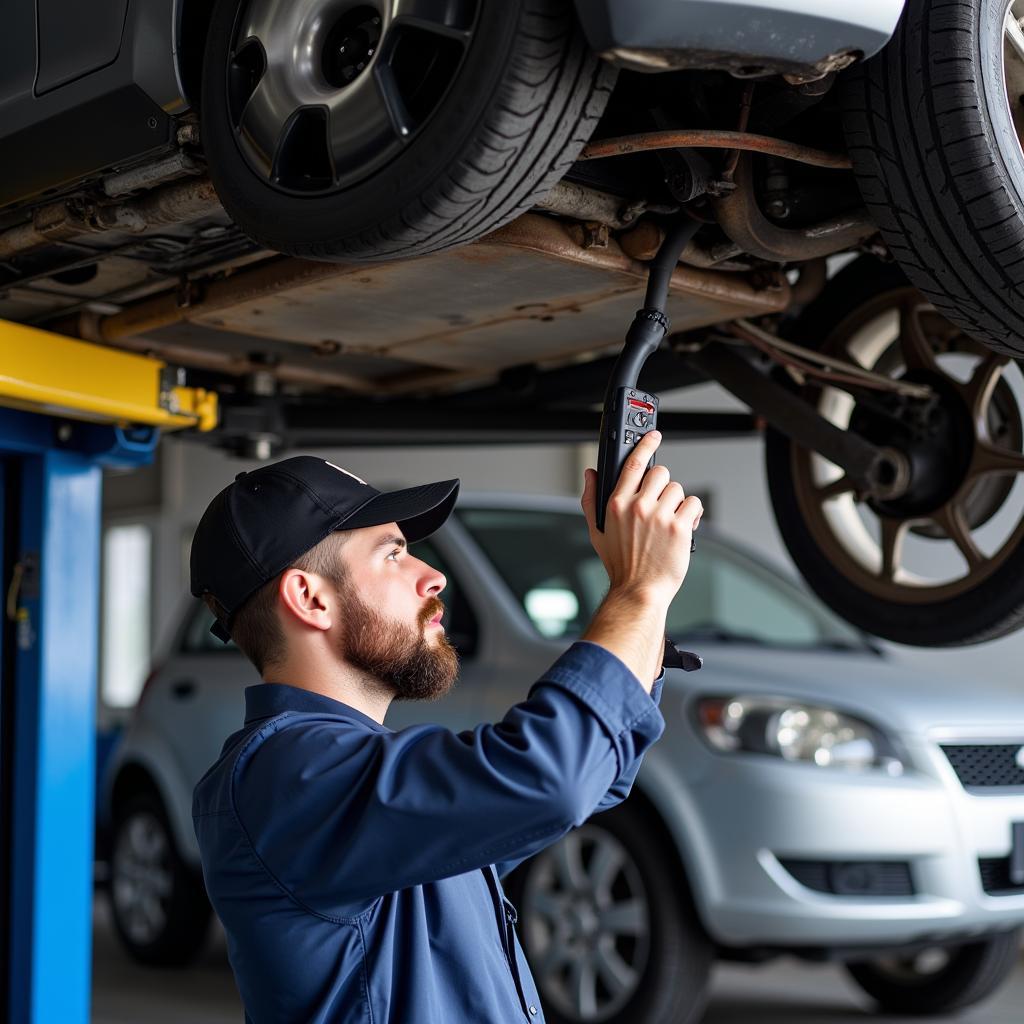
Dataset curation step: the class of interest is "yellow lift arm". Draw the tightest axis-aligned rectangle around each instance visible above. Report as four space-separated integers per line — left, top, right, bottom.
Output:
0 318 217 432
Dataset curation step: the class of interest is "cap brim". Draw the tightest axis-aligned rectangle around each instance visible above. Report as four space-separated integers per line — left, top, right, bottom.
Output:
341 479 460 543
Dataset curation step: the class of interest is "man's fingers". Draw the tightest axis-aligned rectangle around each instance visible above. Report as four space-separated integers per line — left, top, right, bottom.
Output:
580 467 597 526
658 480 686 514
612 430 662 498
638 463 671 501
678 494 703 530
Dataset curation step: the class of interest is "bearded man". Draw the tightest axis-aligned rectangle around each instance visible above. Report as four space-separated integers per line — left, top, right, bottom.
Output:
191 433 701 1024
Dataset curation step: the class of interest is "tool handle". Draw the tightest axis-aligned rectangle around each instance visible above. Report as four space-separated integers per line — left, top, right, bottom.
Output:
596 312 665 532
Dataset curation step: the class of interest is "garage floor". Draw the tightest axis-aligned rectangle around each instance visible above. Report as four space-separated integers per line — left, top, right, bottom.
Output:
90 894 1024 1024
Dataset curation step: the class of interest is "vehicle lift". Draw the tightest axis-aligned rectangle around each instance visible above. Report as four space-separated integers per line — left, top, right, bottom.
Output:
0 318 216 1024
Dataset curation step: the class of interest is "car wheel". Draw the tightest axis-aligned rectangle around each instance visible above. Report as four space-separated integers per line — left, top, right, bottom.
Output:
199 0 616 261
109 794 211 966
766 256 1024 646
503 802 712 1024
842 0 1024 358
845 930 1021 1015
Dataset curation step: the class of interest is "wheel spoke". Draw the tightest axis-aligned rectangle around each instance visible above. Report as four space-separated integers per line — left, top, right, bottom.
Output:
586 840 623 899
536 940 572 979
597 898 646 936
815 474 856 502
1006 10 1024 62
878 517 909 581
968 439 1024 480
237 73 296 179
961 350 1010 425
899 299 939 372
932 502 986 570
326 68 409 173
528 886 566 923
594 942 639 998
391 0 475 39
569 953 599 1018
552 834 587 893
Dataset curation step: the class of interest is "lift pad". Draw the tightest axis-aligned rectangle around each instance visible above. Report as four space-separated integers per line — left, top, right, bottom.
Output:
0 318 217 432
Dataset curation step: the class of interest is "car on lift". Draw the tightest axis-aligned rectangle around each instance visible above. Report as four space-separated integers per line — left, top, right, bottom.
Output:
4 0 1024 649
99 494 1024 1024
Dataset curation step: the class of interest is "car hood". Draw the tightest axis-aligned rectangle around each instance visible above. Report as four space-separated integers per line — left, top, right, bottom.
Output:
667 644 1024 738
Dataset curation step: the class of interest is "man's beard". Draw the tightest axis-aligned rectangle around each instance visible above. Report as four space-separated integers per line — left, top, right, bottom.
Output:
336 591 459 701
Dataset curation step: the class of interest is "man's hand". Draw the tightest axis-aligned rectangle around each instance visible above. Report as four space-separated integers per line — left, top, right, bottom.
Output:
579 431 703 689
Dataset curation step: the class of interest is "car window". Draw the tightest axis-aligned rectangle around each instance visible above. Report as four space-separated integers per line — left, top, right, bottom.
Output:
456 508 866 650
179 537 478 657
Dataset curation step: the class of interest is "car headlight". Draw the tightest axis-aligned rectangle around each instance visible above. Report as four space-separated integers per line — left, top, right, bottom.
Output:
695 696 904 774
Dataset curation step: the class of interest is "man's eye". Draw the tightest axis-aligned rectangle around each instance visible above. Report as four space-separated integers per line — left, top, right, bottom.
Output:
386 549 402 561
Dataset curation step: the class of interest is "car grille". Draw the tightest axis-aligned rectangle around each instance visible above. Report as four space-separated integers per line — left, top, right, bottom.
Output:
978 857 1024 897
941 744 1024 788
778 859 915 897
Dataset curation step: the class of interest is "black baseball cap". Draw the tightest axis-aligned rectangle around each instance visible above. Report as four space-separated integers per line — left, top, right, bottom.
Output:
190 456 460 642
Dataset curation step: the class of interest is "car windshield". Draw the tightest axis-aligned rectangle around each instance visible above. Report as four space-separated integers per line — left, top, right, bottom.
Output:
456 507 868 650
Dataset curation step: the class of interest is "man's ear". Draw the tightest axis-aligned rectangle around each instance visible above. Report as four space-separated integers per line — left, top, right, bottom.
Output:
278 568 333 633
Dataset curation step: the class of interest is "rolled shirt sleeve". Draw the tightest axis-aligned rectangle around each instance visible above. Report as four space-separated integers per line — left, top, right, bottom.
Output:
232 641 665 916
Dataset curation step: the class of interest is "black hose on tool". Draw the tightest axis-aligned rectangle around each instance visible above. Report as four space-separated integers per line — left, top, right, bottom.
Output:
595 216 701 531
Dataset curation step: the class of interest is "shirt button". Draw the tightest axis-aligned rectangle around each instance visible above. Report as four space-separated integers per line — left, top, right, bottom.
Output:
529 1007 538 1016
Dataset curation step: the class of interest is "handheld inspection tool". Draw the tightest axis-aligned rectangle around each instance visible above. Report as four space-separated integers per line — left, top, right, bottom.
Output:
595 216 704 671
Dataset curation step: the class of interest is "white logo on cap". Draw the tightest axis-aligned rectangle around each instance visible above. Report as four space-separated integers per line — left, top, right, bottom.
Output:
325 461 368 486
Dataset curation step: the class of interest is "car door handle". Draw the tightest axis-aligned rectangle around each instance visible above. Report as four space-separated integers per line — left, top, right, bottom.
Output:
171 680 197 699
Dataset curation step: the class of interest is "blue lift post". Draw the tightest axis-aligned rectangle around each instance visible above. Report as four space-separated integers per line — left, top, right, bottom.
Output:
1 411 158 1024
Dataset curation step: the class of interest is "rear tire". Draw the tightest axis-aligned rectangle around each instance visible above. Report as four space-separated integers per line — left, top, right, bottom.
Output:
767 256 1024 646
845 930 1021 1015
200 0 616 261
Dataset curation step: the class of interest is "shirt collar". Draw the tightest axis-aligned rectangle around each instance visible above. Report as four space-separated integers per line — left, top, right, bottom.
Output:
244 682 388 732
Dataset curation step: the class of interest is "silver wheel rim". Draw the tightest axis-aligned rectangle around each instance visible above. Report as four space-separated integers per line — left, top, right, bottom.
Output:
111 811 174 946
519 825 650 1022
790 288 1024 602
227 0 478 194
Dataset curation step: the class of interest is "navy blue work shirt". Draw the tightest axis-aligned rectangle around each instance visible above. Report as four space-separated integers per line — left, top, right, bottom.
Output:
192 640 665 1023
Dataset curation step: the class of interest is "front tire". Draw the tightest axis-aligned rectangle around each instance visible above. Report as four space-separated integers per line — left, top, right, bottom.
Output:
200 0 616 261
109 793 212 966
504 801 712 1024
845 930 1021 1015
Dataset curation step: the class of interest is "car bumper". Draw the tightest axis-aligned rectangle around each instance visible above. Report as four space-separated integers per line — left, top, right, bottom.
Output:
676 738 1024 948
574 0 905 76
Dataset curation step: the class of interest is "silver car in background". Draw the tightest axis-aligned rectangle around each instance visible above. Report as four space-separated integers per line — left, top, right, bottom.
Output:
101 494 1024 1023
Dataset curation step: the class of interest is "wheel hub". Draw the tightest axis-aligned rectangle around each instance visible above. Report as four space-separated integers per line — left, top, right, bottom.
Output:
851 369 975 518
322 7 382 88
227 0 478 194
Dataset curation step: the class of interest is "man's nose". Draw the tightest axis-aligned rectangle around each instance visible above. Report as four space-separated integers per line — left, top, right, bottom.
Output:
416 563 446 597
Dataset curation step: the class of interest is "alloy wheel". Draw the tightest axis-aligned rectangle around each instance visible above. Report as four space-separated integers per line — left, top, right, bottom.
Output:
227 0 479 193
111 810 174 946
519 825 651 1022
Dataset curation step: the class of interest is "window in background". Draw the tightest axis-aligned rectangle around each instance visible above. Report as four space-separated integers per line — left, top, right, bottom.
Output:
101 523 153 707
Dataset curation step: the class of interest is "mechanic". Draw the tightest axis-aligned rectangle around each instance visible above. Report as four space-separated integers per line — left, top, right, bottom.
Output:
190 429 702 1024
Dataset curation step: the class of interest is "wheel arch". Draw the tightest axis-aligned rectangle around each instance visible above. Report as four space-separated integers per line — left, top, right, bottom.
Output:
175 0 218 106
627 765 722 943
105 728 201 868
